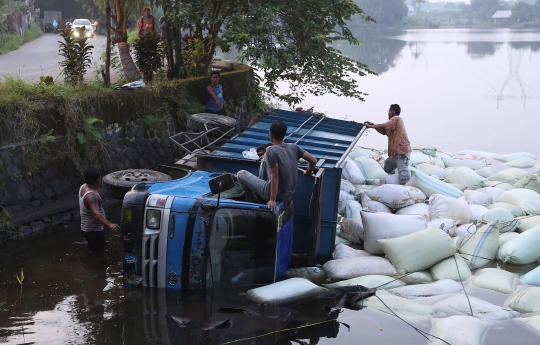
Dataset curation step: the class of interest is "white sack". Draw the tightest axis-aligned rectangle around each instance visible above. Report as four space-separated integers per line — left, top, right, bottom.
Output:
322 256 397 280
468 204 489 222
362 211 428 255
474 167 499 178
444 167 487 190
348 147 380 160
433 295 519 321
246 278 327 304
456 149 498 158
338 218 363 244
474 187 504 201
338 190 354 215
516 215 540 233
429 194 471 225
416 163 450 179
377 227 456 275
396 271 434 285
410 151 438 166
342 158 365 184
395 203 430 219
344 200 362 219
488 168 528 185
388 279 462 299
497 226 540 264
333 242 371 259
506 158 539 169
413 145 437 157
464 190 494 207
442 158 487 170
360 192 393 213
429 254 471 281
473 268 517 294
521 265 540 286
458 222 499 269
323 275 405 290
496 189 540 215
406 170 464 198
506 286 540 313
429 316 489 345
353 156 388 180
487 202 525 217
360 293 438 318
499 232 519 247
340 179 356 193
379 173 401 185
364 184 426 209
514 174 540 194
477 208 517 233
493 152 538 163
482 181 513 190
427 218 459 236
454 223 477 238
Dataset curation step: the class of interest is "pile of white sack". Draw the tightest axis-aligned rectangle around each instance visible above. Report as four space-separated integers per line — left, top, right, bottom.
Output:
245 146 540 345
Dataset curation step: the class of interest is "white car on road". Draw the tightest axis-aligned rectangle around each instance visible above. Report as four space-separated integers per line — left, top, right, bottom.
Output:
71 19 94 38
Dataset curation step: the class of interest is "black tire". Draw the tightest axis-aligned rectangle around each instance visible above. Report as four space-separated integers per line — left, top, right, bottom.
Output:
187 113 239 136
102 169 172 200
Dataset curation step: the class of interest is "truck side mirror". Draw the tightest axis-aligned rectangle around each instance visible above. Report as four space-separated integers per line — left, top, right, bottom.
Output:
209 173 235 207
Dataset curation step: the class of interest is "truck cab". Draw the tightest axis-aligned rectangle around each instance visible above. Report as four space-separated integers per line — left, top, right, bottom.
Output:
121 109 364 289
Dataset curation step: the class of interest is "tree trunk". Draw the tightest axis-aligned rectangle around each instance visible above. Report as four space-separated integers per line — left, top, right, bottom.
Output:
104 2 111 87
118 42 141 81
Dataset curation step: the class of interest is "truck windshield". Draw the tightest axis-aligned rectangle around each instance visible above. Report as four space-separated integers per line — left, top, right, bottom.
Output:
206 208 277 288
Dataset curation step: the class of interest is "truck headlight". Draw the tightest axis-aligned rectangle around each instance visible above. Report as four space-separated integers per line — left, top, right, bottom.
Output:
146 210 161 229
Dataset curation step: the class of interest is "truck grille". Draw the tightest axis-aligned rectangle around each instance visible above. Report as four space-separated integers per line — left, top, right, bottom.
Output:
142 233 159 287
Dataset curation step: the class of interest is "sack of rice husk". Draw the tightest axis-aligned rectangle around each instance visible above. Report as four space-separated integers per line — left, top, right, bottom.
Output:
406 170 464 198
514 174 540 194
322 256 397 280
364 185 426 209
506 158 539 169
488 168 528 185
496 189 540 215
458 222 499 269
497 226 540 264
487 202 525 217
429 194 471 225
473 268 518 294
506 286 540 313
247 278 327 304
493 152 537 163
429 254 471 281
444 166 486 190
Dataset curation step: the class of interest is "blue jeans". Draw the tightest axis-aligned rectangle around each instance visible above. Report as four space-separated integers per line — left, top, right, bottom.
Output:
383 153 411 185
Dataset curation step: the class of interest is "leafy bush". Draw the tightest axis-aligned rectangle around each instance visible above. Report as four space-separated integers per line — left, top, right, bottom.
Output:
182 34 209 78
58 28 94 84
132 32 163 81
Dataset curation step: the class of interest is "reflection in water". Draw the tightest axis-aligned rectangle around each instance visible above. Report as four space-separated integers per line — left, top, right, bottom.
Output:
498 46 526 108
334 29 407 75
460 41 503 59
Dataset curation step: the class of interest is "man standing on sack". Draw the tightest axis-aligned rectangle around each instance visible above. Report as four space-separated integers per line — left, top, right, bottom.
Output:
363 104 412 185
79 166 120 253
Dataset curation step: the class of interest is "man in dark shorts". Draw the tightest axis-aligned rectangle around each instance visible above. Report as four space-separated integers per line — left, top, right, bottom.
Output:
206 71 227 115
363 104 412 185
79 166 120 253
237 121 317 211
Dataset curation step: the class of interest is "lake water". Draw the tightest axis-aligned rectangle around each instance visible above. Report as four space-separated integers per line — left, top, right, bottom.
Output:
2 28 540 344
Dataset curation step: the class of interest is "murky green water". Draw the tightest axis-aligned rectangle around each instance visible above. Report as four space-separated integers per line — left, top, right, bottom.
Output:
2 27 540 344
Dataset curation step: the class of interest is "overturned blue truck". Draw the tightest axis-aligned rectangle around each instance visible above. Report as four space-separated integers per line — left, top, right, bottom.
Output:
120 109 365 289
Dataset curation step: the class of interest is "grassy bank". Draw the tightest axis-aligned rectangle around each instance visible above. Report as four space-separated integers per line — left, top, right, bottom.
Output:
0 26 43 55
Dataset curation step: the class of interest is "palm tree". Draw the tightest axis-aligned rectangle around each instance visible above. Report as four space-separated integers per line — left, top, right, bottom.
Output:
99 0 142 81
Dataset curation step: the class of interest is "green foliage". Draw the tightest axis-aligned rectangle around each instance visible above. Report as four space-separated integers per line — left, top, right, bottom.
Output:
182 35 209 77
76 114 104 154
462 0 503 21
133 32 163 81
0 25 43 55
127 28 138 45
58 28 94 85
18 130 56 175
224 0 377 105
511 2 540 23
94 44 126 84
39 76 54 85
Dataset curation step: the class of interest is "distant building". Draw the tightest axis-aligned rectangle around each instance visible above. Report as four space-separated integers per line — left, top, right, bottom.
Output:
492 10 512 24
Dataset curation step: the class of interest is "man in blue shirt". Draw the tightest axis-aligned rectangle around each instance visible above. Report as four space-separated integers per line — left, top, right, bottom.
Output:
206 71 227 115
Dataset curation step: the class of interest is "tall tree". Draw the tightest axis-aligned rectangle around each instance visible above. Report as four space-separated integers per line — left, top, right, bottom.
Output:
355 0 409 25
463 0 502 21
156 0 377 106
95 0 141 81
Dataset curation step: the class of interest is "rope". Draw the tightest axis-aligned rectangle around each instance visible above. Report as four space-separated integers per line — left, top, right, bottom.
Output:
373 272 413 290
374 295 451 344
452 254 474 318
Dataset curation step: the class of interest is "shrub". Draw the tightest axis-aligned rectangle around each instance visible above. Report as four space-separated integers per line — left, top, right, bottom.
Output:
132 32 163 81
58 28 94 85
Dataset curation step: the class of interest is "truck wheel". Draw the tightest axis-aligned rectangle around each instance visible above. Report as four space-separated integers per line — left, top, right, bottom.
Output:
187 113 239 136
102 169 172 200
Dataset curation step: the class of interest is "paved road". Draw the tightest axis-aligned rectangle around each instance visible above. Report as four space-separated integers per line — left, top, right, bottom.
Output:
0 33 108 81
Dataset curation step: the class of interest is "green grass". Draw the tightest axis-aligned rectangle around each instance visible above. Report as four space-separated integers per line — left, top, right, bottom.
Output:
0 26 43 55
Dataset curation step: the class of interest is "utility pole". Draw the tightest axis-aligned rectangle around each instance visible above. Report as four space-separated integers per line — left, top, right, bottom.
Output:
104 0 111 87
